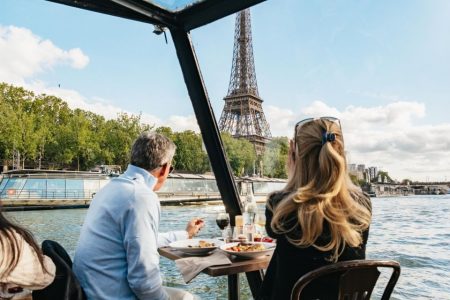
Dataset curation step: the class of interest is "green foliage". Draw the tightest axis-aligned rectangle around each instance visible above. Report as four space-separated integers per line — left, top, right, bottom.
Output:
0 83 289 178
377 171 393 183
349 174 359 185
263 137 289 178
0 83 150 171
172 130 210 174
401 179 412 185
221 133 256 176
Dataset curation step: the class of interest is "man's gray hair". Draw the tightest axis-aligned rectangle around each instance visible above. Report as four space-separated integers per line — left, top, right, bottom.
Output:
130 132 176 171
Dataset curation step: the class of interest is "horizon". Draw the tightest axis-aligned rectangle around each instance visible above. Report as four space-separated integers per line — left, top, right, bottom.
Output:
1 0 450 181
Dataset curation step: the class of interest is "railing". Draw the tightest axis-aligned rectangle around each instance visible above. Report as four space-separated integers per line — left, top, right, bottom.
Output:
0 189 99 200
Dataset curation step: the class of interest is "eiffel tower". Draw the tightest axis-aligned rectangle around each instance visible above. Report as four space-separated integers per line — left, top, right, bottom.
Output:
218 8 271 156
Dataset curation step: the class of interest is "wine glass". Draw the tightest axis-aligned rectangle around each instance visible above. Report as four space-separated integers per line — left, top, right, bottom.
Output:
255 212 266 227
254 212 266 240
216 212 230 239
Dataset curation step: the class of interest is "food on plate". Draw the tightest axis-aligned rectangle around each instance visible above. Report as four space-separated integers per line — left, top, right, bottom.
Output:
226 243 266 252
261 237 274 243
187 240 215 248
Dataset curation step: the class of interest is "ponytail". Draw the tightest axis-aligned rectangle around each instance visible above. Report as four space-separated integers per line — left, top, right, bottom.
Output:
270 119 371 261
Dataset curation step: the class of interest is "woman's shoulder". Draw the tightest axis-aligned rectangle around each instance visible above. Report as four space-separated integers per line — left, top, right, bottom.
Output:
266 190 291 207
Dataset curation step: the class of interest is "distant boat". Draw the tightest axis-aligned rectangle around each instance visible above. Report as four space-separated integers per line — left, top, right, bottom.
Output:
0 169 286 210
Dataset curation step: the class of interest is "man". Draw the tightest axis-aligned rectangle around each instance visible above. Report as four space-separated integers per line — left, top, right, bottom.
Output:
73 132 203 300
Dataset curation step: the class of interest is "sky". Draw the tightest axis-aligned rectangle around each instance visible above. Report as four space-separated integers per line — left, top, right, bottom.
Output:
1 0 450 182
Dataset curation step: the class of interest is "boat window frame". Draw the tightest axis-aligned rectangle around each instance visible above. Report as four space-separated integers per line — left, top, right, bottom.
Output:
43 0 268 295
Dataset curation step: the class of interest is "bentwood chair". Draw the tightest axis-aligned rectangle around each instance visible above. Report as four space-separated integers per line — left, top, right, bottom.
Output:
290 260 401 300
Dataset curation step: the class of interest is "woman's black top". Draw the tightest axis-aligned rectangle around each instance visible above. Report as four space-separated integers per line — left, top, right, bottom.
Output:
259 191 371 300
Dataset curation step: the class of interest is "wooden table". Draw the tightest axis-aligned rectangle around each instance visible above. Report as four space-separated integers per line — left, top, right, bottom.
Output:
158 247 272 300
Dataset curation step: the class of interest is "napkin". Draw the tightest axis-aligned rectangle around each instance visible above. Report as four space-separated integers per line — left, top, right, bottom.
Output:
175 250 232 283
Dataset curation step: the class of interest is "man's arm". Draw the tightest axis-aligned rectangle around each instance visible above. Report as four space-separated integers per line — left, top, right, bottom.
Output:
158 231 188 247
122 196 168 300
157 218 204 247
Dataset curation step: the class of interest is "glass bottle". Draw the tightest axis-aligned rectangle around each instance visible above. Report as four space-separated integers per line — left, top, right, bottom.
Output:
244 187 257 225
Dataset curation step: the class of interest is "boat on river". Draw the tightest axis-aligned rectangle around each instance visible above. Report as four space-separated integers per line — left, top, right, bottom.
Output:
0 169 286 210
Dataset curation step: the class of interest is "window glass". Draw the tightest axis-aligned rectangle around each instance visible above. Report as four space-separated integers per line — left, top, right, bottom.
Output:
66 179 84 198
84 180 101 199
146 0 204 12
0 178 9 192
23 179 46 199
2 178 26 198
46 179 65 198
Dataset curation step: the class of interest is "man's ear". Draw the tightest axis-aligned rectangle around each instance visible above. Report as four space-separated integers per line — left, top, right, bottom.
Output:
157 164 168 177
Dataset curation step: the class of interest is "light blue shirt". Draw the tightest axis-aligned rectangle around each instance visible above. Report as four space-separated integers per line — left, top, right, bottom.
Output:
73 165 188 300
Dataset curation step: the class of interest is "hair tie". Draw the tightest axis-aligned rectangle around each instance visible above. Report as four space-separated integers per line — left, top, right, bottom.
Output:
321 131 336 145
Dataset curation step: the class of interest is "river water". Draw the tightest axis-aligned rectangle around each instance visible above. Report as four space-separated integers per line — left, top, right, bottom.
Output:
6 195 450 299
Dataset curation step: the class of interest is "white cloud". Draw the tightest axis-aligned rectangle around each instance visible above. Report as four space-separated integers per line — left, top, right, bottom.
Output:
0 25 89 85
265 105 296 137
1 25 448 181
0 25 197 132
263 100 450 181
166 115 199 132
26 81 184 130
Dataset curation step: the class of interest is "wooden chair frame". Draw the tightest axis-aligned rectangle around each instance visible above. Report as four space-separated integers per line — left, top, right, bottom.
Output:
291 260 401 300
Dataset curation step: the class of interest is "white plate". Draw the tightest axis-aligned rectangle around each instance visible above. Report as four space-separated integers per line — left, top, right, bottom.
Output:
220 242 275 259
169 238 222 255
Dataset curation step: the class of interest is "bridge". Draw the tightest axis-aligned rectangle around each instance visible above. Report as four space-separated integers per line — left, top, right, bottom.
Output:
369 183 449 197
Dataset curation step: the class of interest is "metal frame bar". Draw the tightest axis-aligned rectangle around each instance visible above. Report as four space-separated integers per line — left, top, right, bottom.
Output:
47 0 175 27
177 0 266 31
170 29 242 218
45 0 268 296
47 0 267 30
170 28 263 299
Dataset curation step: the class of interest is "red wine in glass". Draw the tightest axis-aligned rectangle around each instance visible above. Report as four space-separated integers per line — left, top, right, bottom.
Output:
216 212 230 236
216 218 230 230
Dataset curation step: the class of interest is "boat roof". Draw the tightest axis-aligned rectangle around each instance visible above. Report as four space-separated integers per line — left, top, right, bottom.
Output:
47 0 265 31
2 169 112 179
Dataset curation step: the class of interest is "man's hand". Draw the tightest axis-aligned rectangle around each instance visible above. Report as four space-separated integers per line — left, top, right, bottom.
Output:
186 218 204 239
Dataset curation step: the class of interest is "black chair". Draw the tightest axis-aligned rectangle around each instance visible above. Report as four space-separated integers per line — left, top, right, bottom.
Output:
33 240 86 300
291 260 401 300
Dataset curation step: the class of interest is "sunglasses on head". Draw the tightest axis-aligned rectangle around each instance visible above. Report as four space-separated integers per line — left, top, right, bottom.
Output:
160 163 174 174
292 117 343 153
294 116 341 133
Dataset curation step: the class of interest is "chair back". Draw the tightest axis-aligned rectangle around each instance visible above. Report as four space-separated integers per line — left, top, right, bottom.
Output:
291 260 400 300
33 240 86 300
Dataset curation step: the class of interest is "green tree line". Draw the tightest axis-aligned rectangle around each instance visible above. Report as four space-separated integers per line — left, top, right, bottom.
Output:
0 83 289 177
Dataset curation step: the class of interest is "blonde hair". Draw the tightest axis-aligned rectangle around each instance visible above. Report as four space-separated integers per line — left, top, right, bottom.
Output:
270 119 371 262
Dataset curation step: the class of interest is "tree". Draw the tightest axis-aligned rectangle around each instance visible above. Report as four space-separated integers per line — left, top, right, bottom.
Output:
221 133 256 176
263 137 289 178
349 174 359 186
0 84 39 169
171 130 209 173
102 113 151 170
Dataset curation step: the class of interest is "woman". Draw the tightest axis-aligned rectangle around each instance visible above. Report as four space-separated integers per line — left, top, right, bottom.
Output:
259 117 372 300
0 207 56 300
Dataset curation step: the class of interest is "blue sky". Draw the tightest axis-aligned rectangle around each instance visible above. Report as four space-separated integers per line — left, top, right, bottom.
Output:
1 0 450 181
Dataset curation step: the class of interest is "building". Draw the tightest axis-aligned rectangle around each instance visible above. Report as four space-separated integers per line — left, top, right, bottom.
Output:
368 166 378 181
348 164 357 172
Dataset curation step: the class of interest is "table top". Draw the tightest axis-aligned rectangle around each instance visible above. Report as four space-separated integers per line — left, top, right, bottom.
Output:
158 246 272 277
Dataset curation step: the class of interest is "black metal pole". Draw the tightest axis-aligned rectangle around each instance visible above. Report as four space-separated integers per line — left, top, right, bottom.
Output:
170 29 264 298
170 28 242 220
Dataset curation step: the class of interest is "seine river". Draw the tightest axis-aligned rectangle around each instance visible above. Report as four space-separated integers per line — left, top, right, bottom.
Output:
6 195 450 299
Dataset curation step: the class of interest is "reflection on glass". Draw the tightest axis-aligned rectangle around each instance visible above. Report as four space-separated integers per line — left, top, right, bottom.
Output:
146 0 205 12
